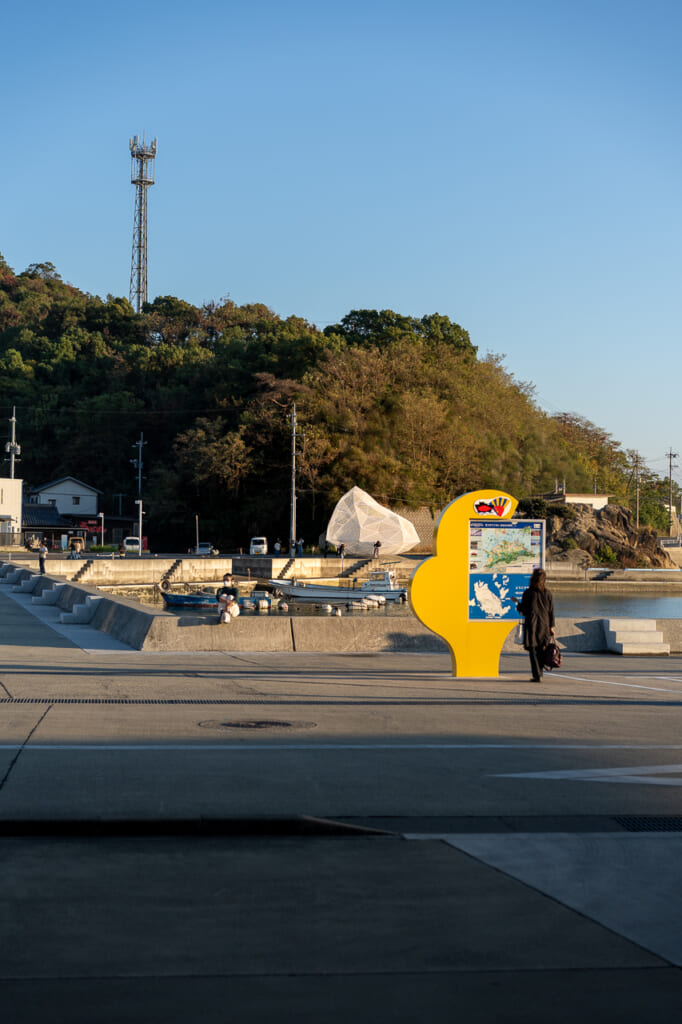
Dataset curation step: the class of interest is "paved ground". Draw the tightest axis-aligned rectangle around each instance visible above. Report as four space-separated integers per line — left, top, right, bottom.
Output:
1 590 682 1021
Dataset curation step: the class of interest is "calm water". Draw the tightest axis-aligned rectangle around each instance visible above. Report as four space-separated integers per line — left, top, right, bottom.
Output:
554 594 682 620
107 587 682 620
109 587 412 618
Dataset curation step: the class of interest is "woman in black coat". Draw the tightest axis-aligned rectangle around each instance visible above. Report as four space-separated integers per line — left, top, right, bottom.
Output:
516 568 555 682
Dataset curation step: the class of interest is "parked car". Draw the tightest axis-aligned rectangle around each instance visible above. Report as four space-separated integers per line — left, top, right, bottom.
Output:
196 542 219 556
249 536 268 555
122 536 141 554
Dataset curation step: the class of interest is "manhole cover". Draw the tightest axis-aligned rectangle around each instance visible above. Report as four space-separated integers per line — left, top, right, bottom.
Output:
198 719 316 731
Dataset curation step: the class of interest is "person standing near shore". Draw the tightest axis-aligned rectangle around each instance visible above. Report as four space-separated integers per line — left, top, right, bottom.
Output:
516 568 555 682
38 541 48 575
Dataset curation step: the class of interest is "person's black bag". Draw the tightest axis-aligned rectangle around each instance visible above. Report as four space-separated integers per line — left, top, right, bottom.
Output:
543 642 562 670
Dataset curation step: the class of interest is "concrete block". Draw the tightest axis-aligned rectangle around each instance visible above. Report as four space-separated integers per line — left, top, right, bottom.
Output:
12 574 41 593
291 617 447 653
603 618 660 632
59 596 102 624
0 568 30 585
141 615 294 652
606 629 665 645
610 641 670 656
32 584 66 605
603 617 670 656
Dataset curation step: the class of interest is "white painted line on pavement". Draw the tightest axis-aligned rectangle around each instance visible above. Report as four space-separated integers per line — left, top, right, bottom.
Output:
552 672 682 695
493 763 682 786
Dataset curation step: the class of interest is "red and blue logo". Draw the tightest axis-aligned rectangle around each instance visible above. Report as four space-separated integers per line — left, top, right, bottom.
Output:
473 496 510 517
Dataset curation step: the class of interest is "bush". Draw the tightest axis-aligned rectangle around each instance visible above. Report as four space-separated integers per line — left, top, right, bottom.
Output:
562 536 578 550
596 543 618 565
517 498 549 518
517 499 578 521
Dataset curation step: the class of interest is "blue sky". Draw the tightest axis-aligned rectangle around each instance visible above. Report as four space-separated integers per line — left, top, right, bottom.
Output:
2 0 681 479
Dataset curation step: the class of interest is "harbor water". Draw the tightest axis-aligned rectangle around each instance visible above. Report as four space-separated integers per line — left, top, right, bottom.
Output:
552 593 682 620
107 586 682 620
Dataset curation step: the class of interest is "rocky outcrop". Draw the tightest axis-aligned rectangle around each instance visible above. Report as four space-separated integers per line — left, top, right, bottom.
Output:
545 503 674 568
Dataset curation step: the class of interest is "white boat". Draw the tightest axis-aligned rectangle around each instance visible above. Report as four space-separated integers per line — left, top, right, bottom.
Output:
268 569 408 603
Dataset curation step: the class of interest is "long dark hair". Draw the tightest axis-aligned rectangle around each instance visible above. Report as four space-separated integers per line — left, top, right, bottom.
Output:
529 568 546 592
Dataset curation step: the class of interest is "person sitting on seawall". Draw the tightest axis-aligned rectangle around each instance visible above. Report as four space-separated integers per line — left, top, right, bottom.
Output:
217 573 238 599
516 568 555 682
217 592 240 624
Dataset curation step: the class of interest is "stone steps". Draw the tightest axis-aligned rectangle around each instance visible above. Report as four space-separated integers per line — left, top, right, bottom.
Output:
59 595 102 624
604 618 670 655
32 584 66 606
12 574 41 594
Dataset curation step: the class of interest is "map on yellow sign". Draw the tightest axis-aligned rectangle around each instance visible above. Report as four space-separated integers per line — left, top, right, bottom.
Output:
468 520 544 621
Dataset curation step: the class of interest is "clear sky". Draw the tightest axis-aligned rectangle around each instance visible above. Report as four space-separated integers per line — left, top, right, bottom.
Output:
2 0 680 479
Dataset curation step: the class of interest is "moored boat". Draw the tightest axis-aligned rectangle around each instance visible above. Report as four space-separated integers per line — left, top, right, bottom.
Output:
160 589 278 611
161 591 218 609
268 569 408 603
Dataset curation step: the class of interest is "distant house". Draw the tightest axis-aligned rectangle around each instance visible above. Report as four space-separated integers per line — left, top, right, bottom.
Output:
0 477 23 545
27 477 101 517
22 503 74 549
25 476 137 548
546 491 611 512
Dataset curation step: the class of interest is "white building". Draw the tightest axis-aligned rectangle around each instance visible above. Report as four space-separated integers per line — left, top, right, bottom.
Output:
27 477 101 517
562 493 611 512
0 477 23 544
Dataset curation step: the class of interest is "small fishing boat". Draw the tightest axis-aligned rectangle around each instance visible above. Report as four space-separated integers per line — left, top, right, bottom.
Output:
160 590 218 609
268 569 408 604
160 588 278 611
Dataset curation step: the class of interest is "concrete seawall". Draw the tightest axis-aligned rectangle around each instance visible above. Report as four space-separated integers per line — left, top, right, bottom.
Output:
4 561 682 655
4 555 354 586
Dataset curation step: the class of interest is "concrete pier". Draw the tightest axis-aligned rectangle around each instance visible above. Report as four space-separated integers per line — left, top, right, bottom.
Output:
2 587 682 1020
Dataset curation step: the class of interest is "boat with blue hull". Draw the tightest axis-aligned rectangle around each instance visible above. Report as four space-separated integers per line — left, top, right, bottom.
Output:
161 591 219 609
160 590 277 612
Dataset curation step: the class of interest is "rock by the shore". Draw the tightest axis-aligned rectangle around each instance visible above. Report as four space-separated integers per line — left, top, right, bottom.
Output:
543 503 674 568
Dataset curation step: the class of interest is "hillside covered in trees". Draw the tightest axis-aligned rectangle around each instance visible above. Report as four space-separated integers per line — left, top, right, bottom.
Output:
0 254 676 549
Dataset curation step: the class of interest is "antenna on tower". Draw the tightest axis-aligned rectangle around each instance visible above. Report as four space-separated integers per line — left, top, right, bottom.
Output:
129 134 157 313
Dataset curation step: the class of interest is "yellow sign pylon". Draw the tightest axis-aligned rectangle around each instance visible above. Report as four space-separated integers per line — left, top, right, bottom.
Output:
410 490 520 678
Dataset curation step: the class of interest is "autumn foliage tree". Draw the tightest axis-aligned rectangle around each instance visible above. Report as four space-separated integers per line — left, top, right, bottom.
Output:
0 252 670 547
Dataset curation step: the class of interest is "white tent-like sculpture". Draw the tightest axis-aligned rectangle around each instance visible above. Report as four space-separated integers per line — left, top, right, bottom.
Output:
325 486 420 556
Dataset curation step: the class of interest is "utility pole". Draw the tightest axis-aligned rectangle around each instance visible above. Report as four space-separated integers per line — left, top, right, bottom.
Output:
130 433 147 498
5 407 21 478
129 134 157 313
667 447 679 537
289 404 297 557
634 454 640 529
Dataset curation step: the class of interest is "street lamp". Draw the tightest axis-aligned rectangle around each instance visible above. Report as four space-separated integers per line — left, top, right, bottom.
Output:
98 511 105 547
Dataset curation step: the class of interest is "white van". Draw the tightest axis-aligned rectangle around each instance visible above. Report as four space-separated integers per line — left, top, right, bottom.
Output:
249 536 268 555
122 536 141 554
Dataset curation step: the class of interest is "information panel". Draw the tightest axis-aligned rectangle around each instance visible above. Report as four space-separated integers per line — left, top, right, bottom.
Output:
468 519 544 621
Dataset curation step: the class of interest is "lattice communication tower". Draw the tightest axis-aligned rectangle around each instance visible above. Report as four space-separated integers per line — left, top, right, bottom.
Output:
129 134 157 313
